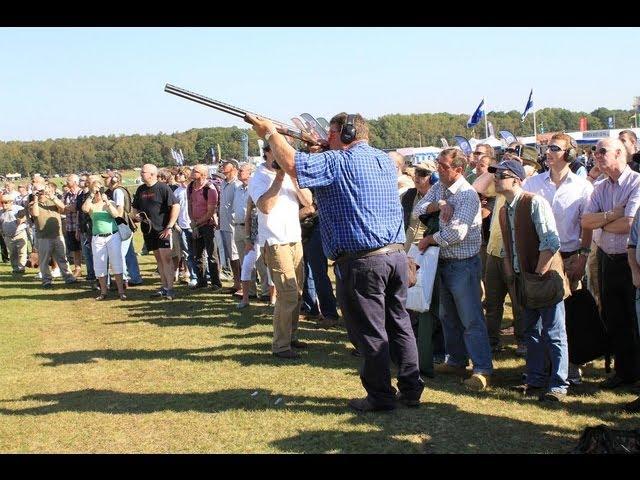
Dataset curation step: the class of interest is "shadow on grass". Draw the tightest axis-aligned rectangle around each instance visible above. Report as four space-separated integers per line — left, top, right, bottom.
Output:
0 388 346 416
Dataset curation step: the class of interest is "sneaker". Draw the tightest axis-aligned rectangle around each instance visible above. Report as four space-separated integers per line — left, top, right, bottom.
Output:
188 279 198 288
34 272 42 279
515 343 527 357
348 397 395 413
150 288 167 298
568 366 583 386
539 391 566 402
434 363 468 377
164 289 176 301
237 300 250 310
64 277 78 284
272 350 300 359
51 267 61 278
396 392 421 408
464 373 489 392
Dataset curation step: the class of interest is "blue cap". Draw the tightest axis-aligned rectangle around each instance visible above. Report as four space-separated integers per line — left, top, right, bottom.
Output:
488 159 526 181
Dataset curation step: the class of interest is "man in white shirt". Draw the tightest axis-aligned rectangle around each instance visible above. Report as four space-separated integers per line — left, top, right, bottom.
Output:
523 132 593 386
232 162 254 296
248 150 313 359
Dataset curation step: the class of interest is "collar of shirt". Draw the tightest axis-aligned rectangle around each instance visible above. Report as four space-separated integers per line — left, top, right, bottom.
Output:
607 164 631 185
506 190 524 210
445 175 467 196
542 169 579 186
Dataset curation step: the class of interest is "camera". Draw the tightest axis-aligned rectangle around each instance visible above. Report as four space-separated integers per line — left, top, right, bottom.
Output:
28 193 35 202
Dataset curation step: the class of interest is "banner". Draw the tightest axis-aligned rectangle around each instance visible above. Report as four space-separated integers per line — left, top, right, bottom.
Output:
499 130 517 144
453 135 472 156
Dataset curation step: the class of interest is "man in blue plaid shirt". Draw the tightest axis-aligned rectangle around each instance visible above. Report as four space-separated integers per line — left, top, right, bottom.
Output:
248 112 424 413
414 148 493 392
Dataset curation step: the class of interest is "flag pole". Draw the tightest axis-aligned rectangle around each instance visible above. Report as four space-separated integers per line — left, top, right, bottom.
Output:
484 97 489 139
532 94 538 146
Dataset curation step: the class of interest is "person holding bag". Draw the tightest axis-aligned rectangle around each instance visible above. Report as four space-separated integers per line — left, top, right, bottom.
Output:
491 160 570 402
82 179 126 301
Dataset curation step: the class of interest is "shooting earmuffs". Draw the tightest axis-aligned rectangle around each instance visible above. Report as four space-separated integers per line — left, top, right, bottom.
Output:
565 137 578 163
340 114 357 144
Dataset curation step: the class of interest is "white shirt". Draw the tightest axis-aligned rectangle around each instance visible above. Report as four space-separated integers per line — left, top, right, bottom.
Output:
523 169 593 252
248 165 301 246
173 186 192 229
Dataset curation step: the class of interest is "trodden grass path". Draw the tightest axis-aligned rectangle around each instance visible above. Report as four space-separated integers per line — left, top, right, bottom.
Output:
0 236 638 453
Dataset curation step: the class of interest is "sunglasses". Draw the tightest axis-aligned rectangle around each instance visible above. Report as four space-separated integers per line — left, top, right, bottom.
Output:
547 145 566 153
494 172 518 180
594 147 609 156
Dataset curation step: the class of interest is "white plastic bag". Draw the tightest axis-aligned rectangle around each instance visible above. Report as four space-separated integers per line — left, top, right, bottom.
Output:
420 245 440 310
406 245 428 312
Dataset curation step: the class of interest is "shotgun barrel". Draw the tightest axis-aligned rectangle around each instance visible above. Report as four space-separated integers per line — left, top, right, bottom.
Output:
164 84 320 146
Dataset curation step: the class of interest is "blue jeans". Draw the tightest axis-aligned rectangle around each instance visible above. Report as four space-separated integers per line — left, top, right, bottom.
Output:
438 255 493 375
124 238 142 284
301 226 339 319
180 228 198 281
81 232 95 281
522 301 569 394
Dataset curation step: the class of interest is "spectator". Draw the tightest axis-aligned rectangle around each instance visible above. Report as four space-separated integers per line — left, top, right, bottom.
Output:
219 159 242 293
62 174 83 278
0 194 28 273
232 162 254 297
173 167 198 287
81 179 126 301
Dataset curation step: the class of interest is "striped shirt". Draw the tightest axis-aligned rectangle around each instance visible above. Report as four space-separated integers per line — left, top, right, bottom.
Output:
62 189 80 233
414 175 482 260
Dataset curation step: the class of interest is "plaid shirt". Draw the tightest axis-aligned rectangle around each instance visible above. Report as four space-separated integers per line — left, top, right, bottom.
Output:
414 176 482 260
62 189 80 233
295 141 405 260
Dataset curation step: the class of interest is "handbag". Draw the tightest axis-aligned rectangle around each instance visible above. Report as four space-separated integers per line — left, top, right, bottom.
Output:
519 254 570 309
406 245 439 312
118 222 133 242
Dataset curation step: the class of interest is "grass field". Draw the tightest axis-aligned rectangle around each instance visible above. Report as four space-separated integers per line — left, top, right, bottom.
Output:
1 234 639 453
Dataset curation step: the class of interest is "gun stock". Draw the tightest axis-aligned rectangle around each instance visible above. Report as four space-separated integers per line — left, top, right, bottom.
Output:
164 84 320 147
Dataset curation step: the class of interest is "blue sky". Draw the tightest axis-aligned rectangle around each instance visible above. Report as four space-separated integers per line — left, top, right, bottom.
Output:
1 27 639 141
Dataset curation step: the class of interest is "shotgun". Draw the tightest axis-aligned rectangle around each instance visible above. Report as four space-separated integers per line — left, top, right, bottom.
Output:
164 84 321 147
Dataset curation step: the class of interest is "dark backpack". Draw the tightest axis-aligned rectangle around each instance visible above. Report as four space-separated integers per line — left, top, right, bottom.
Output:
569 158 585 174
572 425 640 454
113 186 137 232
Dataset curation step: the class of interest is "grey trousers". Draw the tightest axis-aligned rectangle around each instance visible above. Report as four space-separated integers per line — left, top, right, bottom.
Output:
38 236 75 284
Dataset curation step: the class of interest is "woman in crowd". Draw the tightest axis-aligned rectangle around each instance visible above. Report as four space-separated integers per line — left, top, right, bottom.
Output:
82 179 126 300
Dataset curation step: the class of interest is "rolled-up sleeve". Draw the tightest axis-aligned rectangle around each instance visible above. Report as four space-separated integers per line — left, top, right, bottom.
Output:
414 186 437 217
531 196 560 253
295 150 338 189
624 178 640 219
433 190 478 247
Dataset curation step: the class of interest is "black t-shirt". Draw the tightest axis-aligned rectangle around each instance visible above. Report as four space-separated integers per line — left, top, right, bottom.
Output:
132 182 178 232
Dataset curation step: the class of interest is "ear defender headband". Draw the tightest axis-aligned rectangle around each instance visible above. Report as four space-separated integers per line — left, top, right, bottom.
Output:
340 114 357 144
565 138 577 163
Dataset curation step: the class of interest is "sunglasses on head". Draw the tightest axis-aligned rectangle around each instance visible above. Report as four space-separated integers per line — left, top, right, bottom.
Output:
547 144 566 153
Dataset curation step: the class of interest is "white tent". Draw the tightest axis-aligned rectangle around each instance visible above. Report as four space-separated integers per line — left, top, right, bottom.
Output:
469 135 503 150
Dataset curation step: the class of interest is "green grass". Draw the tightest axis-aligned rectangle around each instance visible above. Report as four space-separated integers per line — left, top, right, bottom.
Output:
1 235 638 453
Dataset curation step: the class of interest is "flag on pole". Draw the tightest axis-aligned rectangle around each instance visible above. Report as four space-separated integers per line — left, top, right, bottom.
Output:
178 149 184 166
467 99 485 128
170 148 178 164
521 89 534 122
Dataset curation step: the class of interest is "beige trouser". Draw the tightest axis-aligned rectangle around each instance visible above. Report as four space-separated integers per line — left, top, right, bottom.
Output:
263 241 304 353
4 231 28 272
38 236 75 284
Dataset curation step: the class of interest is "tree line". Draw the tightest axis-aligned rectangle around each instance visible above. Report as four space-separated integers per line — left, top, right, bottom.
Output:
1 107 636 177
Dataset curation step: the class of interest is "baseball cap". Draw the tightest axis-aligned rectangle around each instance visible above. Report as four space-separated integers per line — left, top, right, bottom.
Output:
488 160 526 181
222 159 239 169
414 160 437 174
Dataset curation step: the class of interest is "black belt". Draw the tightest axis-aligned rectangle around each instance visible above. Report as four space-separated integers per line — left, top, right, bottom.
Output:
95 233 115 237
598 247 627 261
234 223 245 226
335 244 404 264
560 250 579 259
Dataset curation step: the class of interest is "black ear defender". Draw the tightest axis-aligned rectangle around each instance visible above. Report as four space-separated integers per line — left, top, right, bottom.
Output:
565 137 578 162
340 114 357 144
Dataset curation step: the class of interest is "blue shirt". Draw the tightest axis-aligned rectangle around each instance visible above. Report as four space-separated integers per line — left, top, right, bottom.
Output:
295 141 405 260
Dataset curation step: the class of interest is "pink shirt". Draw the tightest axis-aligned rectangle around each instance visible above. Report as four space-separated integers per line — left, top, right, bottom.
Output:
188 182 218 226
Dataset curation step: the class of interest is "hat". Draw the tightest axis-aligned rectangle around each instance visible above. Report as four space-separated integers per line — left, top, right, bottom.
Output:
101 170 115 179
222 159 239 169
488 160 526 181
414 160 437 173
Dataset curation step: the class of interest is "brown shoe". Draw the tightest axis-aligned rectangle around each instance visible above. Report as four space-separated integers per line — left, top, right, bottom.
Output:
315 317 339 329
272 350 301 359
348 397 395 413
464 373 490 392
434 363 468 377
290 340 308 349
